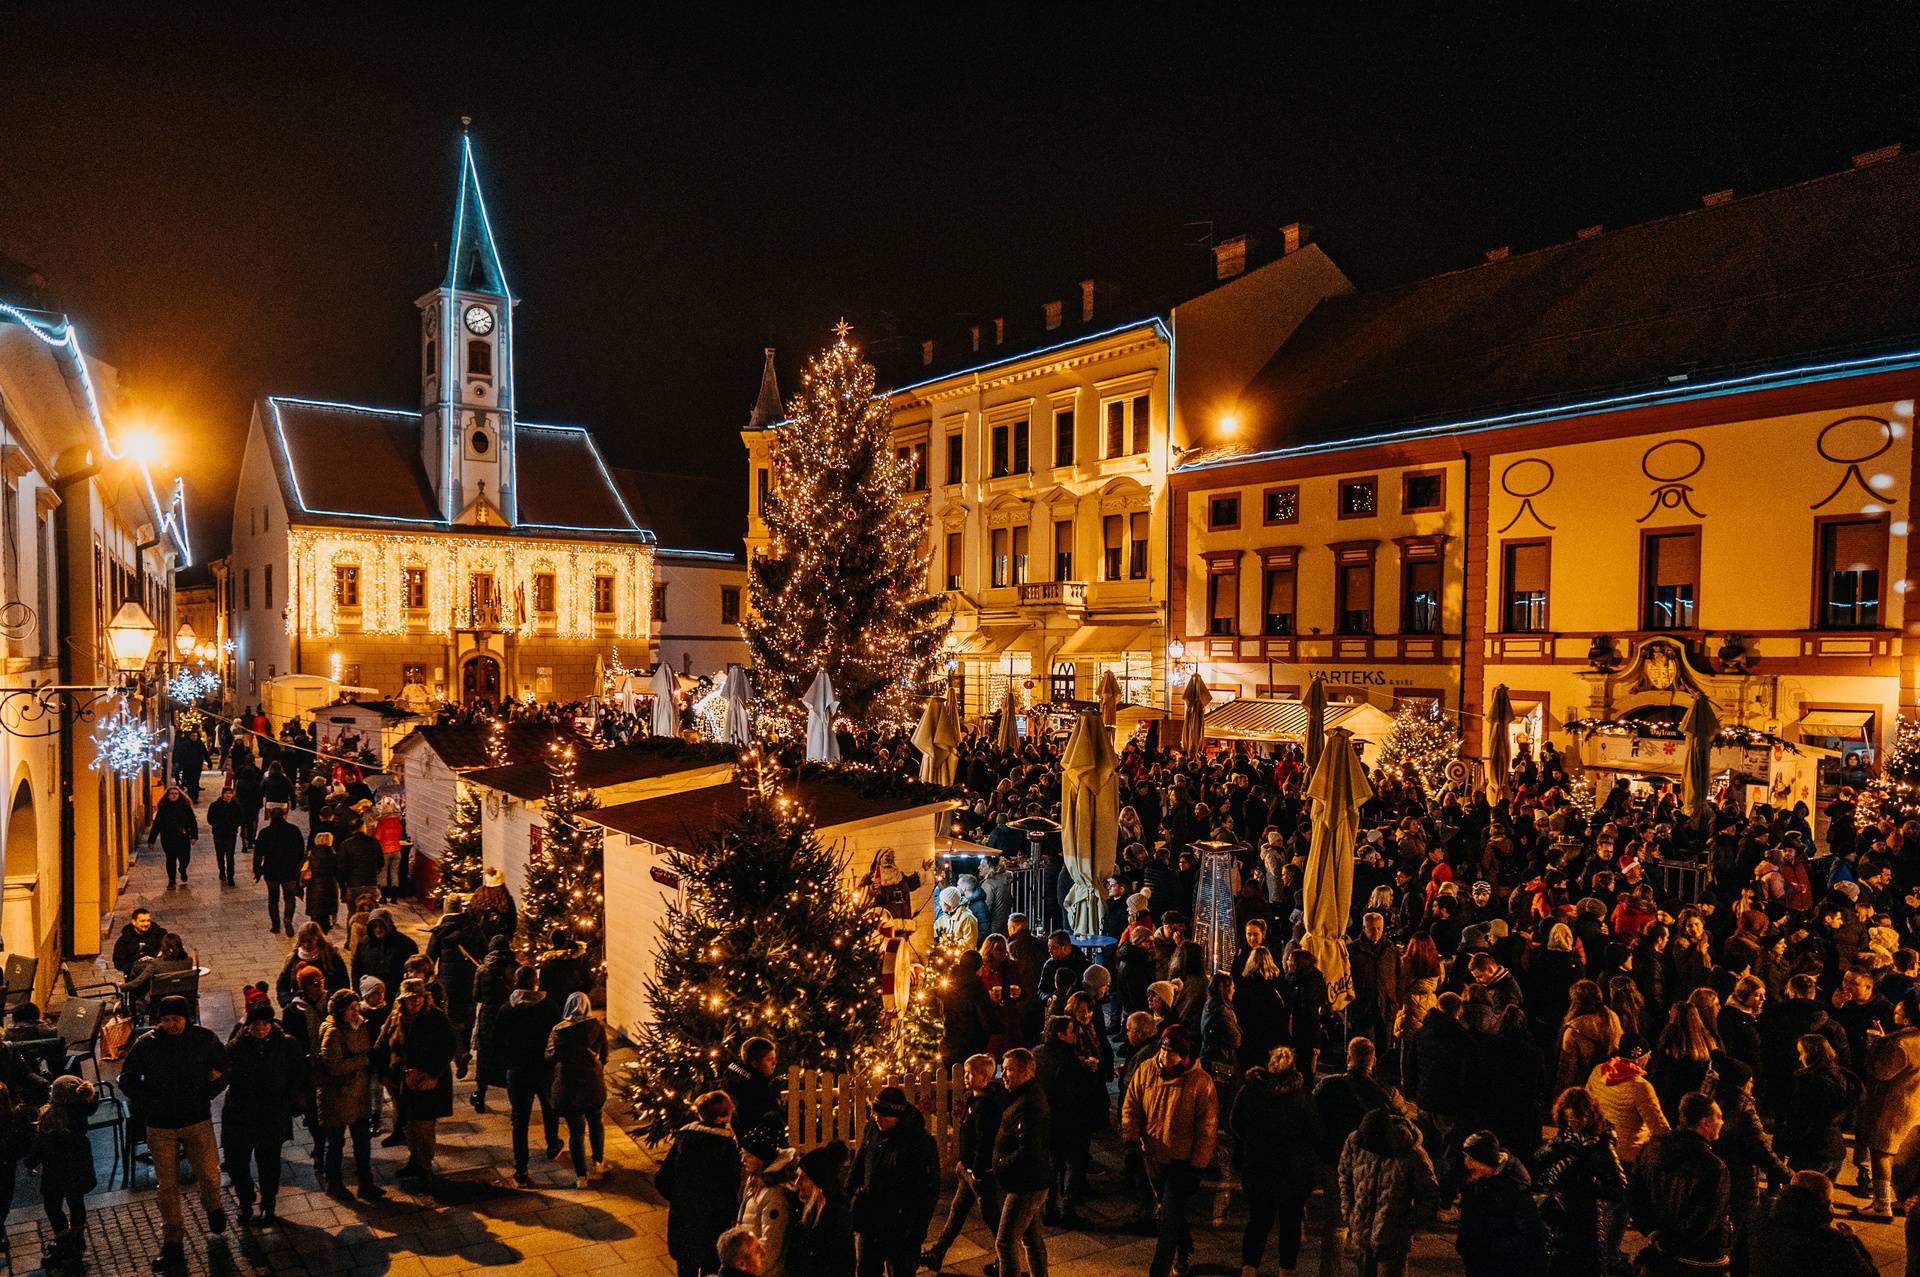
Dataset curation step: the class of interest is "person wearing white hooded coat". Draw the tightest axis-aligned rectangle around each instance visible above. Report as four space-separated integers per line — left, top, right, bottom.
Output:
934 887 981 952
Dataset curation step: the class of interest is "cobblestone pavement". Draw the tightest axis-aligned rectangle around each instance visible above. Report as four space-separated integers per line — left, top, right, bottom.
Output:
20 789 1909 1275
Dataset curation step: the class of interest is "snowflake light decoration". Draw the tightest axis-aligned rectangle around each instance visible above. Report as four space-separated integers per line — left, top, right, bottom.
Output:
91 709 163 778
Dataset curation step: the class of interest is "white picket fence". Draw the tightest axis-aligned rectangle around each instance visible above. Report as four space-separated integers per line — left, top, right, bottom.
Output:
785 1064 968 1164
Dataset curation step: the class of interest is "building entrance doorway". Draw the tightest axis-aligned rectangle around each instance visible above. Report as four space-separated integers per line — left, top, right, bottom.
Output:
462 655 502 703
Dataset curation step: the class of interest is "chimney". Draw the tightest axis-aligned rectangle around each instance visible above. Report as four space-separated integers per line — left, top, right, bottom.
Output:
1702 189 1733 207
1576 224 1604 240
1280 222 1310 254
1484 246 1510 262
921 339 935 366
1079 279 1095 322
1853 143 1902 168
1212 235 1250 280
1043 299 1063 331
969 324 981 353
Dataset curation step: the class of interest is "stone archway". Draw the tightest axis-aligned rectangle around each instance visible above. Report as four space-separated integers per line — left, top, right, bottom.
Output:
461 654 502 704
3 778 38 962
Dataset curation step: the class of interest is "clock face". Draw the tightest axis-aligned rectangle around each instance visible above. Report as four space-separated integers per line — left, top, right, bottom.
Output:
463 305 494 336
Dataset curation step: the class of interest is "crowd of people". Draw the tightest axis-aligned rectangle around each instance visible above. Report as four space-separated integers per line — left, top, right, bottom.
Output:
658 713 1920 1277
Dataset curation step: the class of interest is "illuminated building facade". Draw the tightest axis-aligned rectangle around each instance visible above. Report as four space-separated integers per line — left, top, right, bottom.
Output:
230 133 654 709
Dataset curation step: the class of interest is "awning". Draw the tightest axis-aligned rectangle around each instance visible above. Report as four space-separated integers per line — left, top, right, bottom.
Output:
954 625 1029 657
1794 708 1875 742
1201 697 1392 744
1054 624 1149 660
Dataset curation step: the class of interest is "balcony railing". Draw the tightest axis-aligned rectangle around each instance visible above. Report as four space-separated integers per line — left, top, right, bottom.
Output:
1018 580 1088 610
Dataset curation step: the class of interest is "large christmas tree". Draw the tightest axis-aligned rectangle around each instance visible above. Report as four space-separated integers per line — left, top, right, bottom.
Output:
1857 714 1920 825
438 784 484 900
518 745 606 960
1375 701 1461 796
625 790 888 1141
746 323 947 722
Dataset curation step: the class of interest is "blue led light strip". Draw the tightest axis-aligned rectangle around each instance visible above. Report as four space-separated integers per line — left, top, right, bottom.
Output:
516 422 651 538
0 303 194 564
1176 345 1920 471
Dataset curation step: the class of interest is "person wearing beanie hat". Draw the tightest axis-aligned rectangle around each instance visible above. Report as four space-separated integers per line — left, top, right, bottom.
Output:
470 933 519 1115
791 1140 856 1276
660 1092 742 1276
737 1123 798 1277
222 988 306 1224
1456 1128 1546 1275
849 1081 939 1275
1121 1022 1217 1276
120 993 229 1264
1147 980 1179 1026
490 964 562 1186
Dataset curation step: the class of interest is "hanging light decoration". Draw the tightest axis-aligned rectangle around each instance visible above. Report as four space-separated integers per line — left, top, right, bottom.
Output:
91 709 163 778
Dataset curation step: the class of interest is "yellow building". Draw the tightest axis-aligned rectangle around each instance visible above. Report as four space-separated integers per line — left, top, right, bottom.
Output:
1172 149 1920 795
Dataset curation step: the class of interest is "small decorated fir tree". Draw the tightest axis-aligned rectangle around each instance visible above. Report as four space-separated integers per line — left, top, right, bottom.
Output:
1376 701 1461 796
518 744 606 962
438 784 485 900
625 790 888 1141
746 324 948 721
1857 714 1920 825
858 933 964 1080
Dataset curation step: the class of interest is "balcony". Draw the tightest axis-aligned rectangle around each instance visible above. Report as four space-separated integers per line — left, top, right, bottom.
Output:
1018 580 1088 613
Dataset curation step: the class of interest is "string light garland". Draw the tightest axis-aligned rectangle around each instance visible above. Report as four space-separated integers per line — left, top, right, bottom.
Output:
1375 701 1462 796
1856 714 1920 825
746 323 948 722
858 933 963 1078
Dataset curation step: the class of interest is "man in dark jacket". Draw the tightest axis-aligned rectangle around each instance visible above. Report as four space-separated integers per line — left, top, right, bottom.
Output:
722 1037 782 1139
234 759 264 850
1456 1131 1547 1276
1747 1171 1876 1277
337 826 383 896
351 909 418 998
1037 930 1088 1002
922 1053 1006 1274
1346 912 1402 1048
171 729 208 799
1006 914 1047 1001
253 805 307 934
207 783 243 886
491 966 562 1184
222 1000 308 1222
1629 1092 1733 1276
120 995 229 1266
147 784 200 889
658 1090 740 1277
1403 992 1471 1187
1313 1036 1394 1166
110 907 166 976
991 1049 1052 1277
851 1085 941 1277
469 935 517 1113
426 899 485 1075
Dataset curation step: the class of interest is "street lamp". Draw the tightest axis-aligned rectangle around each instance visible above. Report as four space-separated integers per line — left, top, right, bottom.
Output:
107 602 160 674
174 621 197 658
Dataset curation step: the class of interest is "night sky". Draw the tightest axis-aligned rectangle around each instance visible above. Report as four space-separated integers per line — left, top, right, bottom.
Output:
2 7 1916 564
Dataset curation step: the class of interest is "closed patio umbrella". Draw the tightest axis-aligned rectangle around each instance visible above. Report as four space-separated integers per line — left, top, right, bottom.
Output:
1304 676 1328 773
1060 707 1119 936
1097 670 1122 728
1180 672 1210 756
648 663 678 737
1301 725 1373 1013
996 685 1021 752
1487 684 1513 804
1682 691 1720 823
723 667 754 746
912 691 960 785
802 670 840 763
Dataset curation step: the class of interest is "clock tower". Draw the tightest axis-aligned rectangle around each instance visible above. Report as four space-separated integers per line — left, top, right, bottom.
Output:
419 127 516 527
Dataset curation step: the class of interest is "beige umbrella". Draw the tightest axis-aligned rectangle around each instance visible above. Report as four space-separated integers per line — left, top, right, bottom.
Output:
1302 725 1372 1013
802 670 840 764
996 685 1021 752
1682 691 1721 824
1097 670 1122 728
723 667 754 746
648 662 678 737
1180 672 1210 756
1304 676 1328 773
911 691 961 785
1487 684 1513 804
1060 707 1119 936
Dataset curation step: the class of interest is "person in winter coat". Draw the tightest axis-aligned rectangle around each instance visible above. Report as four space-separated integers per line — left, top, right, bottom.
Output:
276 924 350 1005
1628 1092 1733 1276
28 1076 97 1268
469 935 517 1113
990 1049 1051 1277
1557 980 1623 1093
426 897 485 1075
378 977 457 1185
1233 946 1288 1071
722 1038 784 1140
316 988 378 1197
1035 1014 1104 1225
1533 1087 1627 1277
1586 1038 1670 1168
1709 1058 1788 1276
1404 991 1472 1177
940 951 995 1066
1472 1005 1546 1165
350 909 417 1000
1121 1026 1218 1277
304 832 341 933
490 966 562 1184
1199 972 1243 1096
1229 1045 1324 1277
222 999 309 1223
849 1085 940 1277
1747 1171 1877 1277
469 873 518 947
1855 993 1920 1219
336 825 383 898
1280 948 1330 1080
110 906 166 976
146 783 200 889
789 1141 855 1277
920 1054 1005 1275
208 783 244 886
119 995 229 1267
546 992 608 1187
253 804 307 934
1776 1034 1864 1179
1338 1106 1440 1277
659 1090 740 1277
1457 1130 1547 1277
933 887 980 952
1347 911 1404 1048
737 1128 799 1277
1312 1036 1394 1166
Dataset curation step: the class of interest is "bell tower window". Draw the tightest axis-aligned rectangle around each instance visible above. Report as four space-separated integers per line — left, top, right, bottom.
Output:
467 339 492 377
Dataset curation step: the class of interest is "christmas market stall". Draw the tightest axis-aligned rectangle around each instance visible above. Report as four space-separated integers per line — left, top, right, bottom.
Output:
1201 696 1398 756
1571 718 1824 817
587 776 950 1046
311 698 425 768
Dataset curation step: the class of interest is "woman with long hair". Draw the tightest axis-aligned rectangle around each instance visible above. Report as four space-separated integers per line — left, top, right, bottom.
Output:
1533 1087 1626 1277
1647 1003 1715 1122
1557 979 1622 1092
1395 933 1442 1040
1604 973 1649 1042
1776 1033 1864 1181
1234 946 1288 1071
276 921 350 1004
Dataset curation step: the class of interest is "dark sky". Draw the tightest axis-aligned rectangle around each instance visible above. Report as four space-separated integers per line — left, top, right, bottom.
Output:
2 6 1916 564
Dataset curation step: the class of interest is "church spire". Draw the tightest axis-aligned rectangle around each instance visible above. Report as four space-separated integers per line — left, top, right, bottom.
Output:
445 123 509 297
748 346 783 427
